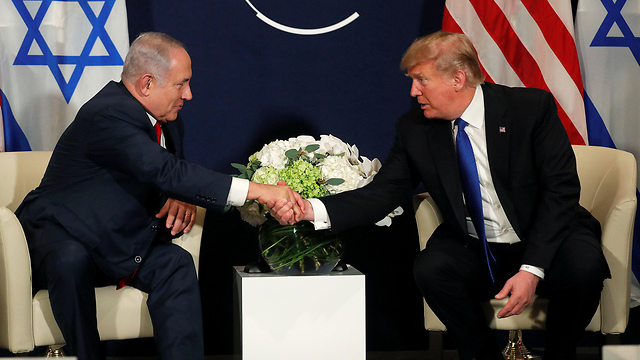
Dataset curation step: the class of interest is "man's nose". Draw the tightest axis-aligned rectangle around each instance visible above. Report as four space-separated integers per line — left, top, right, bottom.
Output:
183 85 193 101
410 80 421 97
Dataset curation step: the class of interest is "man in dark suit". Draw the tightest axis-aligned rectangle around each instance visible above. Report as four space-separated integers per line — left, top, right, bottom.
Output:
269 31 610 360
16 32 303 360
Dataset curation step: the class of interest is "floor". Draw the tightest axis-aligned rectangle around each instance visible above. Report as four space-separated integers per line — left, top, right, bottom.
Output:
98 348 601 360
0 347 605 359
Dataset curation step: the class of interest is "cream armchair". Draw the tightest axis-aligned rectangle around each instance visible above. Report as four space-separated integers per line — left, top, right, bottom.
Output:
413 145 637 358
0 151 206 355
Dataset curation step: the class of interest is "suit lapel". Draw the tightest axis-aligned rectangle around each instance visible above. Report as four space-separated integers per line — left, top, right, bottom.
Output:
425 118 468 231
161 123 177 154
483 83 519 230
484 83 510 181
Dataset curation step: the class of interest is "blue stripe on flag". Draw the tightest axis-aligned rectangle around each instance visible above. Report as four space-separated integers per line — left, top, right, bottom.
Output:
584 90 640 284
1 89 31 151
585 92 616 148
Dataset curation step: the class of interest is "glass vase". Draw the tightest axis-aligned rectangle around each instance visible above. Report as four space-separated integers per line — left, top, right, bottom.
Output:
258 219 343 275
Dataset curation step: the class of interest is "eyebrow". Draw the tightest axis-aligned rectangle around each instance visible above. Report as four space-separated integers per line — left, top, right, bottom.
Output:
406 72 426 79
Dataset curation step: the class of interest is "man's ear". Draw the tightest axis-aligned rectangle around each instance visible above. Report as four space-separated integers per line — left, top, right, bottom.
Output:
140 74 154 96
452 69 466 91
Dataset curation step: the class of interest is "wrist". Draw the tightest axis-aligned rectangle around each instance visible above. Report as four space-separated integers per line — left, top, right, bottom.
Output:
246 182 265 201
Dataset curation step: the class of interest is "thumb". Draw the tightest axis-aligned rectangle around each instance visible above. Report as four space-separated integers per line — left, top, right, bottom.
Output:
494 284 510 300
156 201 170 218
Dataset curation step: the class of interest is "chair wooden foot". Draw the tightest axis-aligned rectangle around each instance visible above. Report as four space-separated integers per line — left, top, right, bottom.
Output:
503 330 537 360
45 344 65 357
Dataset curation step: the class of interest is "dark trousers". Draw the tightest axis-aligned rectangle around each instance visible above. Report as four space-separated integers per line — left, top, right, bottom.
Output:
31 236 203 360
413 224 609 360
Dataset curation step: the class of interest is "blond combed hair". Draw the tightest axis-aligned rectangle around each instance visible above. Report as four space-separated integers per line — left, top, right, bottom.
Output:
400 31 485 87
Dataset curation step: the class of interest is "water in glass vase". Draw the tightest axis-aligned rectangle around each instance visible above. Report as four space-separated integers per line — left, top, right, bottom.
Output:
258 219 343 275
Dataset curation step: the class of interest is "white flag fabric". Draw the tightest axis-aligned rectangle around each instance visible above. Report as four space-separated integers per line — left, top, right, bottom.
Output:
0 0 129 152
575 0 640 307
443 0 588 145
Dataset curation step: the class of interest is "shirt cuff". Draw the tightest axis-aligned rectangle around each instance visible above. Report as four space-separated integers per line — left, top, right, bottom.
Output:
307 198 331 230
226 177 249 206
520 264 545 279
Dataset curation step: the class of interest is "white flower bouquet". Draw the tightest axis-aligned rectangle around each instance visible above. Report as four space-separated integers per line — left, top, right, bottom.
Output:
233 134 402 274
233 134 394 225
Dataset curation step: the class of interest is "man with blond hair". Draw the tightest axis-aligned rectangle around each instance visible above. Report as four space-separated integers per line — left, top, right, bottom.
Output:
270 31 609 360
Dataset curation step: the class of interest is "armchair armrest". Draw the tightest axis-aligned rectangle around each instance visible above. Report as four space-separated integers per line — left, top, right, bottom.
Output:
0 207 35 352
171 206 206 276
413 193 443 251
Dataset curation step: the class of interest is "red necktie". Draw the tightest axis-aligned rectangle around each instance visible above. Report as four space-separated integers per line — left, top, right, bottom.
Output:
154 122 162 144
117 268 138 290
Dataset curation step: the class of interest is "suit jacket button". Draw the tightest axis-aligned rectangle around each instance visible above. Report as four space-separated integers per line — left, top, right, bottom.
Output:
151 225 158 231
135 256 142 264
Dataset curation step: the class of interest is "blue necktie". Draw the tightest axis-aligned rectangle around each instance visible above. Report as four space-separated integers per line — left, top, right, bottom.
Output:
455 118 496 285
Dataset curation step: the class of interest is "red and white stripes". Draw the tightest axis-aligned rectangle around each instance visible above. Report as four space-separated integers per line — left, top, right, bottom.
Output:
443 0 587 145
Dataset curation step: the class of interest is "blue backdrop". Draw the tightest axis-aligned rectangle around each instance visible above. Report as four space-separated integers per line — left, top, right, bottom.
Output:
120 0 445 356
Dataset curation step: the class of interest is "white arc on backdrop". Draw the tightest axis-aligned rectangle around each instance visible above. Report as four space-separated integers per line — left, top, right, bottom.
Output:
244 0 359 35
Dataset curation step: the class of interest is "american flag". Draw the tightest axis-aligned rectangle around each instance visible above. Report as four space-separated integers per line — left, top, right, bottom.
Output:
442 0 587 145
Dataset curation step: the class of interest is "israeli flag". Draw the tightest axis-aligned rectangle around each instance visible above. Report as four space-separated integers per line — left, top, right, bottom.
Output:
0 0 129 152
575 0 640 307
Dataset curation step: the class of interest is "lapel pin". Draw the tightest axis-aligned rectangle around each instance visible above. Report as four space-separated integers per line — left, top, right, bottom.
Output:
499 127 506 133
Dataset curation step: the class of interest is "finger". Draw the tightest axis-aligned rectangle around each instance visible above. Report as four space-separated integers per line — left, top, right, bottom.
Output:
494 287 510 300
156 200 171 218
284 209 295 225
172 216 185 236
183 211 196 233
293 191 305 213
276 202 293 218
166 202 185 230
165 206 178 229
497 297 519 318
271 199 289 214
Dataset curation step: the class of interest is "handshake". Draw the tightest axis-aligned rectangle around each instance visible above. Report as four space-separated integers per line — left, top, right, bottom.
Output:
248 180 314 225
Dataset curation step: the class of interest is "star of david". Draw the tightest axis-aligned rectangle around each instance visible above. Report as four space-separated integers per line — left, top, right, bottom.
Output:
12 0 123 103
591 0 640 66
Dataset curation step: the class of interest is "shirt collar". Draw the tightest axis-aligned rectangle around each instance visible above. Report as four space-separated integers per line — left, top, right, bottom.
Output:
147 113 158 127
458 86 484 130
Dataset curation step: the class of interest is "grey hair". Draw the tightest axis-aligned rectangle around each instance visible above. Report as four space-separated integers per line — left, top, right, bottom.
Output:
121 32 185 85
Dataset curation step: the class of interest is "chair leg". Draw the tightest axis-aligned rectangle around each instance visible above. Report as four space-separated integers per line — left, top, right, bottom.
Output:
503 330 537 360
45 344 65 357
427 331 444 360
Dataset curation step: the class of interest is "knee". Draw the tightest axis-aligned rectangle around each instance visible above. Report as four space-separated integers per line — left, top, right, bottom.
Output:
413 250 450 291
572 259 607 288
553 253 607 290
165 246 197 279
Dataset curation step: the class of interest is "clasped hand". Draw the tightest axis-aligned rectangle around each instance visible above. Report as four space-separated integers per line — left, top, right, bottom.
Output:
248 181 307 225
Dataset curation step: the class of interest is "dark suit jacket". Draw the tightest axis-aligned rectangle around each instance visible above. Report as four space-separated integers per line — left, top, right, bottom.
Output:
17 81 232 278
322 82 599 270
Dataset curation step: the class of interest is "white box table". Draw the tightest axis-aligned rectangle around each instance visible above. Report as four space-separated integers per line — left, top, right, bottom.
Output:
602 345 640 360
234 265 366 360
